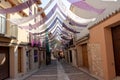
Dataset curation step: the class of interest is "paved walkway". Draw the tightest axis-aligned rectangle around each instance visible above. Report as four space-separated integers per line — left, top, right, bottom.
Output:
25 60 97 80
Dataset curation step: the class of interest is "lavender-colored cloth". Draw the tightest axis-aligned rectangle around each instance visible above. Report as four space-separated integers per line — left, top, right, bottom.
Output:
72 1 105 14
68 0 84 3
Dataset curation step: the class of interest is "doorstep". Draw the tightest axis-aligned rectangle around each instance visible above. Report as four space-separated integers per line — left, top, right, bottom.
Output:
113 76 120 80
78 67 103 80
5 69 39 80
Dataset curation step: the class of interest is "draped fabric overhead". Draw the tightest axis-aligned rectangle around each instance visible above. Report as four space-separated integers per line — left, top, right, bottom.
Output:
20 7 87 30
19 4 87 30
67 0 105 14
36 24 72 39
0 0 38 14
1 0 105 30
67 0 84 3
9 0 102 26
51 27 71 38
50 31 71 41
0 0 108 42
33 17 80 35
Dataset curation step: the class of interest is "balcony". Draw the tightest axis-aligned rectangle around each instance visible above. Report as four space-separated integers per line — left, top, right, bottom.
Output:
69 38 73 46
9 24 18 39
0 15 6 35
0 14 18 39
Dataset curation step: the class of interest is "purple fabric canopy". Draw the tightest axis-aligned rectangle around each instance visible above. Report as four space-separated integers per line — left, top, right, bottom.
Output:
68 0 84 3
0 0 38 14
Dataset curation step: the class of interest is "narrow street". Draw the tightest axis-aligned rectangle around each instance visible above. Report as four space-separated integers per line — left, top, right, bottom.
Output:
25 60 97 80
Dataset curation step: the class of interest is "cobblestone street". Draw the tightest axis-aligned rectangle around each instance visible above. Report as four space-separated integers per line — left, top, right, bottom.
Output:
25 60 97 80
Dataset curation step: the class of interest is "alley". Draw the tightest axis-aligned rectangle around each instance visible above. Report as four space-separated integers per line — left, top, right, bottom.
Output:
25 60 97 80
0 0 120 80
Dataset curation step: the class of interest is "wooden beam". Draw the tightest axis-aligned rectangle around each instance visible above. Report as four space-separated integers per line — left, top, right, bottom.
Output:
18 11 28 17
41 12 46 18
5 0 16 7
38 7 46 18
36 0 41 5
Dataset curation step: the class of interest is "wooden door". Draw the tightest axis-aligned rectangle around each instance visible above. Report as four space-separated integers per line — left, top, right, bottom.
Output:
0 47 9 80
18 47 22 73
82 44 89 69
69 50 72 63
112 25 120 76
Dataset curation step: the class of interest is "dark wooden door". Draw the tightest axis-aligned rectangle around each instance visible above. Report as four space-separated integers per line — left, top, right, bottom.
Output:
112 25 120 76
82 44 89 69
69 50 72 63
0 47 9 80
18 47 22 73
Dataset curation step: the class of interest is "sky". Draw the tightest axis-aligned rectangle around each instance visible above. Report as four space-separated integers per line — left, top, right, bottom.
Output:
39 0 71 14
40 0 50 8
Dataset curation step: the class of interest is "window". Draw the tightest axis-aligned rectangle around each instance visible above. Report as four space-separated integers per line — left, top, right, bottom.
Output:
0 14 6 34
34 7 37 22
34 50 38 62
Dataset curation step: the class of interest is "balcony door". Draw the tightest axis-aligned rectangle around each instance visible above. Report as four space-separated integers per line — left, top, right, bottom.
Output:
0 14 6 34
18 47 22 73
0 47 9 80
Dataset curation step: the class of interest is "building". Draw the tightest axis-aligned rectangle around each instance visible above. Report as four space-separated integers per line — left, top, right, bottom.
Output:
0 0 46 80
64 1 120 80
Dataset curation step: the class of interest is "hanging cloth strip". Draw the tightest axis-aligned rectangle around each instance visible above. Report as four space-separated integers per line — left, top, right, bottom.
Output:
67 0 84 3
0 0 38 14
